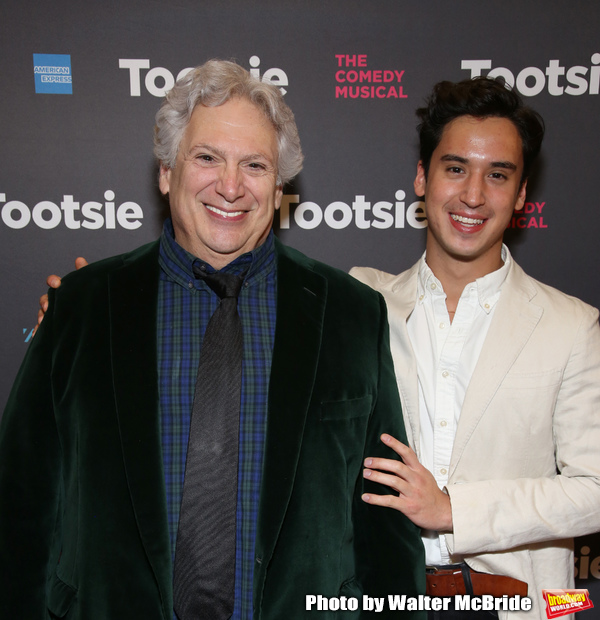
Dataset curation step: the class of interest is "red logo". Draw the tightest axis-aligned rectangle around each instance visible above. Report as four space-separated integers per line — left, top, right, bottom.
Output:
542 589 594 618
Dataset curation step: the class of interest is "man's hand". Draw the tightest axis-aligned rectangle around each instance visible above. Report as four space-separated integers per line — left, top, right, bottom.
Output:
362 433 453 532
33 257 89 335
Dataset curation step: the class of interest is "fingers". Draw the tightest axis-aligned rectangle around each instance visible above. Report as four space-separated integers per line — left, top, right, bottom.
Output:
38 258 87 336
361 490 402 510
362 438 455 530
364 453 403 473
46 275 62 289
39 293 49 314
379 433 419 466
361 435 420 493
363 465 406 494
46 257 87 288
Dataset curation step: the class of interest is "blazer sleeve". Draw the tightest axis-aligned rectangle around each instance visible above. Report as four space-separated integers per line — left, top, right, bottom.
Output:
446 302 600 555
354 294 426 616
0 288 65 618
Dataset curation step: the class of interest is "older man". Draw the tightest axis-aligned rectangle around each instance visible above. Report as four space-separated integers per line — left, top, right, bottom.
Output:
0 61 424 620
354 78 600 619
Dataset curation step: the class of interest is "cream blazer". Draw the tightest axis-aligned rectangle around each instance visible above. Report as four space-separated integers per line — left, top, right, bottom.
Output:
351 259 600 619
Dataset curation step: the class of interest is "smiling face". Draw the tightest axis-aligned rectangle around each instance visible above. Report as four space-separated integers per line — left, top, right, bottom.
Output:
159 97 283 269
415 115 527 280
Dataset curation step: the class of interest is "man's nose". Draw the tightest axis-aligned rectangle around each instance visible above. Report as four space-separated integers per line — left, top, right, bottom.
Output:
460 176 485 208
216 165 245 202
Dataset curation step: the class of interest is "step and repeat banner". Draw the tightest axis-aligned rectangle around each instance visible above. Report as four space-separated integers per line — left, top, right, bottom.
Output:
1 0 599 612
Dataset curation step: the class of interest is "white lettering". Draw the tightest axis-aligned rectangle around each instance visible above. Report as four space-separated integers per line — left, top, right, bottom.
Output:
278 194 297 229
462 54 600 97
324 201 353 229
353 195 371 229
104 190 116 229
177 67 194 82
61 195 80 229
118 58 150 96
294 201 323 230
406 200 428 229
117 201 144 230
487 66 515 88
460 59 492 76
145 66 175 98
372 201 394 229
565 66 588 95
1 200 31 229
278 192 427 231
589 53 600 94
546 59 565 95
455 595 470 611
387 595 407 610
121 56 289 97
515 66 546 97
305 595 358 611
0 191 143 231
81 201 104 229
250 55 288 95
32 201 61 229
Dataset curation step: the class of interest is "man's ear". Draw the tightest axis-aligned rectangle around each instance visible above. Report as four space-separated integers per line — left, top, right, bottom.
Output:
514 179 528 212
158 164 171 195
414 161 427 198
274 184 283 211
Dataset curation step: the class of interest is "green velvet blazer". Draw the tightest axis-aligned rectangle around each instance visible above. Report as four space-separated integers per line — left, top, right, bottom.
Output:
0 238 425 619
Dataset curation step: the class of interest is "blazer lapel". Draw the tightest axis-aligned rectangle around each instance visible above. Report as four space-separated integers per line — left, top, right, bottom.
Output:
108 241 172 617
385 264 421 454
450 261 543 474
254 240 327 581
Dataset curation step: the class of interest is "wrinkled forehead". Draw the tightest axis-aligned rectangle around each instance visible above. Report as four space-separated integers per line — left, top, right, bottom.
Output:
184 98 279 159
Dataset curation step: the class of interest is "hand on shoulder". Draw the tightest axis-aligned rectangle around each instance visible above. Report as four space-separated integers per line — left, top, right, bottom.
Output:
33 257 89 335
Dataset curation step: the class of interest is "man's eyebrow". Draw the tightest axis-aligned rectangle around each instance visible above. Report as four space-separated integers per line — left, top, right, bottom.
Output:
188 143 274 163
440 153 517 170
188 143 226 158
440 154 468 165
490 160 518 171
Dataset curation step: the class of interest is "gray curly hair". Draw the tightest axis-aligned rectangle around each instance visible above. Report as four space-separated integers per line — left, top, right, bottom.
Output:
154 59 304 185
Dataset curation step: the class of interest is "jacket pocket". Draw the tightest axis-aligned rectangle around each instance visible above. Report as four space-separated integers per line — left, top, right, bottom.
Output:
47 570 77 618
320 395 372 422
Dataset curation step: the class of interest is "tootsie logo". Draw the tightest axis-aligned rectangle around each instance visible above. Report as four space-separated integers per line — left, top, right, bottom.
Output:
1 191 143 230
119 56 289 97
278 191 426 231
462 54 600 97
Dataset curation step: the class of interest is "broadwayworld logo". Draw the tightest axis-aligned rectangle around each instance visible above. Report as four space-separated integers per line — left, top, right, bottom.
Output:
542 589 594 618
33 54 73 95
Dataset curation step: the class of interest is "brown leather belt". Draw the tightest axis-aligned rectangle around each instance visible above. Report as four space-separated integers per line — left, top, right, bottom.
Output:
426 564 528 598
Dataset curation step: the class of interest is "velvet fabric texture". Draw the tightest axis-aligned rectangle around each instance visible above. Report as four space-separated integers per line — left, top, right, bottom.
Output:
0 238 425 619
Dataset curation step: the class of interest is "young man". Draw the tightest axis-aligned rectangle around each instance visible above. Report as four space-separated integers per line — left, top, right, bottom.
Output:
353 78 600 619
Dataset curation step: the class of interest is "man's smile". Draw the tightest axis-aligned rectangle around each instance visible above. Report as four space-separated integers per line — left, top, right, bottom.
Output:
450 213 485 226
204 203 246 219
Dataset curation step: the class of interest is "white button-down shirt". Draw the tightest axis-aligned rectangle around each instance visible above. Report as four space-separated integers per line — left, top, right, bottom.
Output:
407 246 511 565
